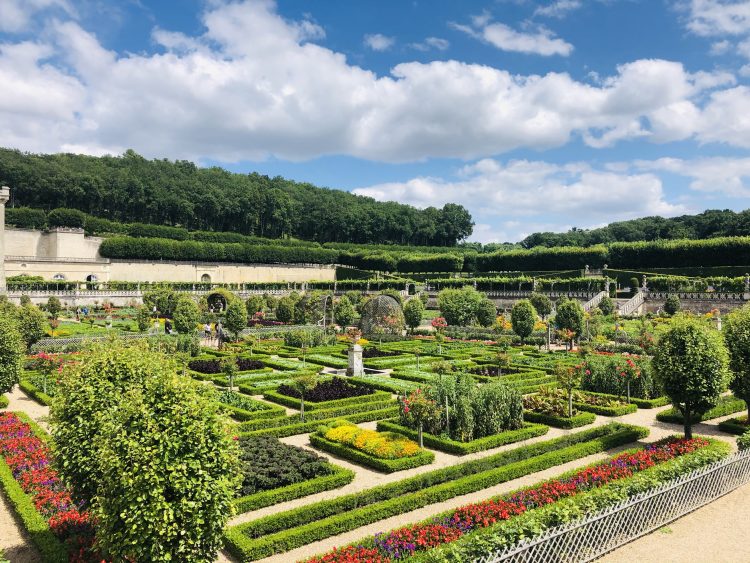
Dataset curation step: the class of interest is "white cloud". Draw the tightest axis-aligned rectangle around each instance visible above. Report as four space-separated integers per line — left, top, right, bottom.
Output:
534 0 583 18
682 0 750 36
634 156 750 196
710 39 732 54
354 159 686 241
0 0 73 33
363 33 395 51
0 0 745 162
409 37 450 51
452 17 574 56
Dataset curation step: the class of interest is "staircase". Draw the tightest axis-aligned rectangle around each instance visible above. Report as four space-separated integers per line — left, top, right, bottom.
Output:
618 291 645 316
583 291 608 312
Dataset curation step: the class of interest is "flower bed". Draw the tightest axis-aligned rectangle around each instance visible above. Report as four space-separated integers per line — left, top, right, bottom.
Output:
656 395 746 424
0 412 95 561
188 357 264 374
224 422 647 561
523 389 596 428
304 436 720 562
310 422 435 473
376 419 549 455
277 377 375 403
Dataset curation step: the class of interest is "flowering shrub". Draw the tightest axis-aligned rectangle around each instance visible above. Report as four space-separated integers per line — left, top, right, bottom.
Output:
304 436 710 561
323 422 421 459
0 412 97 560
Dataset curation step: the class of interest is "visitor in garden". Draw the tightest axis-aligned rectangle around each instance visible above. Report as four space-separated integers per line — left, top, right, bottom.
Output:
204 322 211 338
164 318 173 335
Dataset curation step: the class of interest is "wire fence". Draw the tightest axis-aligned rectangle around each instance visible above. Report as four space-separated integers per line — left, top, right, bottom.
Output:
481 448 750 563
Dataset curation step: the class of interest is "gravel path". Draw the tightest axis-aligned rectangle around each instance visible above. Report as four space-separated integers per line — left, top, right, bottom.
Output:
4 385 50 430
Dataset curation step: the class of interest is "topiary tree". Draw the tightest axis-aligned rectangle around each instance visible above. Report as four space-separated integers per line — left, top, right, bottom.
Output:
653 316 729 438
172 295 200 334
290 371 319 422
19 295 31 306
529 293 552 319
555 299 584 351
598 296 615 316
221 357 238 391
557 364 581 418
722 304 750 420
476 298 497 328
15 304 47 349
224 298 248 341
46 296 63 320
437 287 483 326
403 298 425 333
245 295 265 317
664 294 681 316
511 300 536 344
334 295 356 328
0 313 24 394
92 359 239 562
275 296 295 323
136 306 151 332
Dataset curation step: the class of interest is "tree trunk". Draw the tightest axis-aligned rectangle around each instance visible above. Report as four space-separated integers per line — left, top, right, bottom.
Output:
626 380 631 404
445 395 450 436
568 389 573 418
418 423 423 448
300 397 306 422
684 401 692 439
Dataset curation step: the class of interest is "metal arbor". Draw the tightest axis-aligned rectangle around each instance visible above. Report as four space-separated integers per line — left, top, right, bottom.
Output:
358 294 405 336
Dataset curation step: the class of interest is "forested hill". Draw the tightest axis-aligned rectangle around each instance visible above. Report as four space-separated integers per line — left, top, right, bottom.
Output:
521 209 750 249
0 148 473 246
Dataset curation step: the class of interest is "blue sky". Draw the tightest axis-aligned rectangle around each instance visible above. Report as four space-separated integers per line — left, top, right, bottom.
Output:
2 0 750 242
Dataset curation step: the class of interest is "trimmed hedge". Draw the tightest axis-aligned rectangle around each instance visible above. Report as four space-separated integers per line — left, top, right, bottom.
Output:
238 406 400 438
718 416 749 435
0 412 68 563
310 433 435 473
0 395 8 408
237 400 397 432
524 410 596 429
656 395 747 424
574 399 637 417
477 245 608 272
222 402 286 422
262 389 390 411
376 420 549 455
224 422 648 561
233 462 354 514
19 378 54 406
581 390 670 409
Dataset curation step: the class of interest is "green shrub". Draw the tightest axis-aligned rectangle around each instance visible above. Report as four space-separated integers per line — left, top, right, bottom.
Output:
524 410 596 429
0 313 24 394
47 207 86 228
738 430 750 450
5 207 47 230
15 305 47 349
172 295 199 334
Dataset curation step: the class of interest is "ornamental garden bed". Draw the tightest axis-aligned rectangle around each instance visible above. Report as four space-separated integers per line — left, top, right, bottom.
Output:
0 411 95 561
362 347 402 359
523 389 597 428
19 377 55 406
224 422 648 562
269 378 382 410
349 374 420 393
310 421 435 473
376 419 549 455
303 435 729 562
718 416 750 435
581 390 670 409
656 395 747 424
217 391 285 422
234 436 354 514
188 357 265 374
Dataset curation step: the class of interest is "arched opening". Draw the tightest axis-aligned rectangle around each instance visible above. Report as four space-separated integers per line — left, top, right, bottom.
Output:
85 274 98 290
201 273 211 284
53 273 66 281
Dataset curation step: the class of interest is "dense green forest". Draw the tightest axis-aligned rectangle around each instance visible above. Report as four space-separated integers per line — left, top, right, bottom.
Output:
0 148 473 246
521 210 750 248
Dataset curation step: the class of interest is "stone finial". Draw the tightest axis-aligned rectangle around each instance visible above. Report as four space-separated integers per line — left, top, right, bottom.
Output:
0 186 9 204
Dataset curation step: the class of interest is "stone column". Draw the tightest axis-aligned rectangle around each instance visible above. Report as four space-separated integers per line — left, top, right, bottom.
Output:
0 187 8 292
347 343 364 377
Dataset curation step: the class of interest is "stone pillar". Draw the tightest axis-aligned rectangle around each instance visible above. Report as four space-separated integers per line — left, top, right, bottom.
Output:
347 343 364 377
0 187 8 292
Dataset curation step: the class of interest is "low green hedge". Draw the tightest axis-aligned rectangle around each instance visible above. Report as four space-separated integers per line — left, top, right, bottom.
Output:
376 420 549 455
237 400 397 432
262 389 390 411
581 390 670 409
349 375 418 393
524 410 596 429
222 402 286 422
305 354 349 369
0 395 8 408
0 412 67 562
409 437 732 561
310 433 435 473
718 416 749 435
657 395 747 424
234 462 354 514
19 378 54 406
574 399 637 417
238 406 400 438
224 422 648 561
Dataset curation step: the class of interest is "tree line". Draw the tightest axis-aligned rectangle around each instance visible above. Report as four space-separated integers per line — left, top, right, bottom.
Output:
521 209 750 249
0 148 473 246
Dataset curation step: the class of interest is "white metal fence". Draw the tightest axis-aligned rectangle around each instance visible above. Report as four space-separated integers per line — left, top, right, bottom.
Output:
481 448 750 563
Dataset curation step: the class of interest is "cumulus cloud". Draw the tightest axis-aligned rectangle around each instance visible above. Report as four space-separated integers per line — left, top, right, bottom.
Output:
409 37 450 51
534 0 583 18
363 33 395 51
0 0 73 33
634 156 750 197
353 158 686 241
452 17 574 56
682 0 750 36
0 0 745 162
